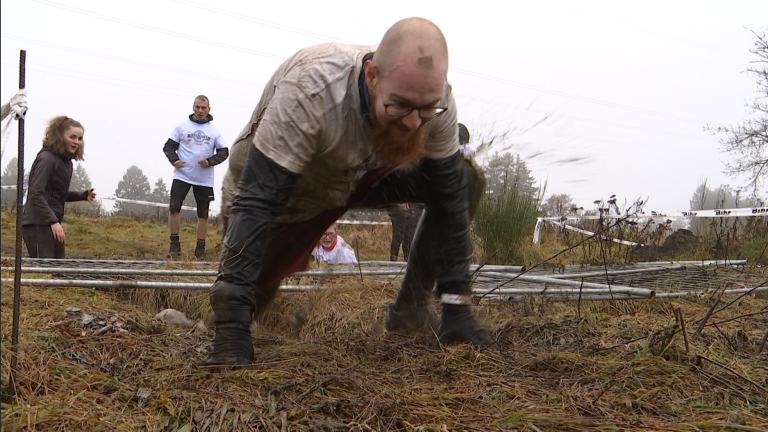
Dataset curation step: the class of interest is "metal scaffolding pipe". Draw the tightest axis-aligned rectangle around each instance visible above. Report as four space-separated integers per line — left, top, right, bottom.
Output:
2 257 747 269
472 286 653 297
4 266 530 277
3 278 762 301
2 266 217 276
629 259 747 266
483 286 767 302
2 266 409 277
477 272 656 297
359 261 528 273
483 294 654 302
541 265 683 279
2 257 527 273
0 278 319 292
1 256 214 266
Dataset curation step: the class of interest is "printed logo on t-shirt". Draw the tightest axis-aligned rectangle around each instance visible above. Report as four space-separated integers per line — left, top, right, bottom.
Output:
188 130 211 144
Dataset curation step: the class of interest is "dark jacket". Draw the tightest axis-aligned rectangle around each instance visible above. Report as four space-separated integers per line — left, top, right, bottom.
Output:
23 149 88 226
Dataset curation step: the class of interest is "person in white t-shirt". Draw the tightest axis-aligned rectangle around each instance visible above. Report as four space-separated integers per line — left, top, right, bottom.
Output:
162 95 228 258
311 224 357 263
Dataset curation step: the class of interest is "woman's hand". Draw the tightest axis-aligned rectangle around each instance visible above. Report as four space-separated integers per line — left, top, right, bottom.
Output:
86 188 97 202
51 222 65 242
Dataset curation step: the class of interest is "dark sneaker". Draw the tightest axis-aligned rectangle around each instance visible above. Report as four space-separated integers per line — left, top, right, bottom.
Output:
198 323 254 372
168 241 181 258
438 304 499 350
194 242 206 259
385 301 439 335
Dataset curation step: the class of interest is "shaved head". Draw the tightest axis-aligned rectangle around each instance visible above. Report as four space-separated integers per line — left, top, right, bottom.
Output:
373 17 449 79
363 18 450 168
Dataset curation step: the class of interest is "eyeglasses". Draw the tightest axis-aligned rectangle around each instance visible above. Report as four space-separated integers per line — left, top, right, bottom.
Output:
321 232 336 239
375 68 448 120
383 104 448 119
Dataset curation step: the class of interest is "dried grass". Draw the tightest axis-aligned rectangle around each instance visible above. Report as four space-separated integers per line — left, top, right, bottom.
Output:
2 210 768 431
2 273 767 431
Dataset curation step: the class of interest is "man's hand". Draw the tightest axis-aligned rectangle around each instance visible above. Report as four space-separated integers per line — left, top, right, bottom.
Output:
173 160 185 168
86 188 97 202
198 159 211 168
51 222 65 242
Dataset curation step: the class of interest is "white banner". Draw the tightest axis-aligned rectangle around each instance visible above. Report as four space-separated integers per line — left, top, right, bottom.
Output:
542 206 767 221
545 219 642 247
533 217 543 244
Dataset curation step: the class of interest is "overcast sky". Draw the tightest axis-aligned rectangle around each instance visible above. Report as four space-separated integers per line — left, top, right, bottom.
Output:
2 0 766 214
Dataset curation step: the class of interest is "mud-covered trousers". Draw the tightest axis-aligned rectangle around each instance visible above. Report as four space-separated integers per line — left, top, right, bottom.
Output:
210 150 485 323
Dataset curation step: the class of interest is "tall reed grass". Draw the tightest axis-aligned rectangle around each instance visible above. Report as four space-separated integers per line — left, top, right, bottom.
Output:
473 172 544 265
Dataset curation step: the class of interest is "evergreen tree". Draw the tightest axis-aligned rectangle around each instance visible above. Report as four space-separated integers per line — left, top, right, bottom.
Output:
484 152 537 198
113 166 152 215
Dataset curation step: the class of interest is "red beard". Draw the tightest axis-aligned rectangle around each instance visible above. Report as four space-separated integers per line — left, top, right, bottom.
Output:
369 93 427 169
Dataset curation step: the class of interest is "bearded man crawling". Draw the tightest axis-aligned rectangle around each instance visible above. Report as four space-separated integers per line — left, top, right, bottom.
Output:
204 17 497 370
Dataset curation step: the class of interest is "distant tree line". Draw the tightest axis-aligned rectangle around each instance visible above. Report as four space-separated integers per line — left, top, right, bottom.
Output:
113 165 198 218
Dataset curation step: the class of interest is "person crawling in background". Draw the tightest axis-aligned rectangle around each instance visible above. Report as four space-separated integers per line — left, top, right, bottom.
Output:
311 223 358 264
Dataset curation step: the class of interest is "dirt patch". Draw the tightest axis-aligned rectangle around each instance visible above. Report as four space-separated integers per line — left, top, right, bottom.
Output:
631 229 699 261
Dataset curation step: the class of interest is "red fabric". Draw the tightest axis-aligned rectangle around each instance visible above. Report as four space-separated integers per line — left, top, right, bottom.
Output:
256 167 392 286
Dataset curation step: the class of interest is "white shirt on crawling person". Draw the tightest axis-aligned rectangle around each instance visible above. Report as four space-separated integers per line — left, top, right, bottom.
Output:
170 118 226 187
311 236 358 264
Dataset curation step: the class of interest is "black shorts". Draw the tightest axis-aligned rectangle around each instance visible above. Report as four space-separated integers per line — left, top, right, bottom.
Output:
169 179 214 218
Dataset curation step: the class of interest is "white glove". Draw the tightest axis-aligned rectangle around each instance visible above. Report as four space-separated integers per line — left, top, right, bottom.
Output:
9 89 27 117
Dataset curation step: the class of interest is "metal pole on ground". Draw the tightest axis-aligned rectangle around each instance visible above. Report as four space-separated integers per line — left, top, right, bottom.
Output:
10 49 26 394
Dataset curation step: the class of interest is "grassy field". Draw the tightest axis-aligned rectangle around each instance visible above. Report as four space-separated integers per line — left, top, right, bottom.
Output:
1 210 767 431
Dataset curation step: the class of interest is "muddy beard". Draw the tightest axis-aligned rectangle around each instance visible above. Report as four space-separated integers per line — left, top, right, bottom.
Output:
370 97 427 169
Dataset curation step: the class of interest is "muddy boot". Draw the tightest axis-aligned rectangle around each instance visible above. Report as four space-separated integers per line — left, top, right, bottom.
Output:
385 301 439 334
385 213 439 334
194 239 206 259
198 322 254 371
438 304 498 350
168 235 181 258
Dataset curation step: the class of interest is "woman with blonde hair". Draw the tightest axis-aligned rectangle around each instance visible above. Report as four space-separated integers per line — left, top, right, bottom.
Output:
22 116 96 258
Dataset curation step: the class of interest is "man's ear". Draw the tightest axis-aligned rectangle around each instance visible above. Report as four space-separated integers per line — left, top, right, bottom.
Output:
364 60 377 87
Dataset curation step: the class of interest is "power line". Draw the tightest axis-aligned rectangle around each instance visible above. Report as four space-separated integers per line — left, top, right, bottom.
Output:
0 56 256 106
169 0 716 125
1 31 718 141
168 0 354 44
454 94 713 142
450 68 711 125
30 0 719 127
0 61 254 109
1 33 258 88
544 0 744 57
29 0 286 62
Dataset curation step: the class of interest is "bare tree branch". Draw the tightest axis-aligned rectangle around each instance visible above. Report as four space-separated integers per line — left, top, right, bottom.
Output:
707 28 768 197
